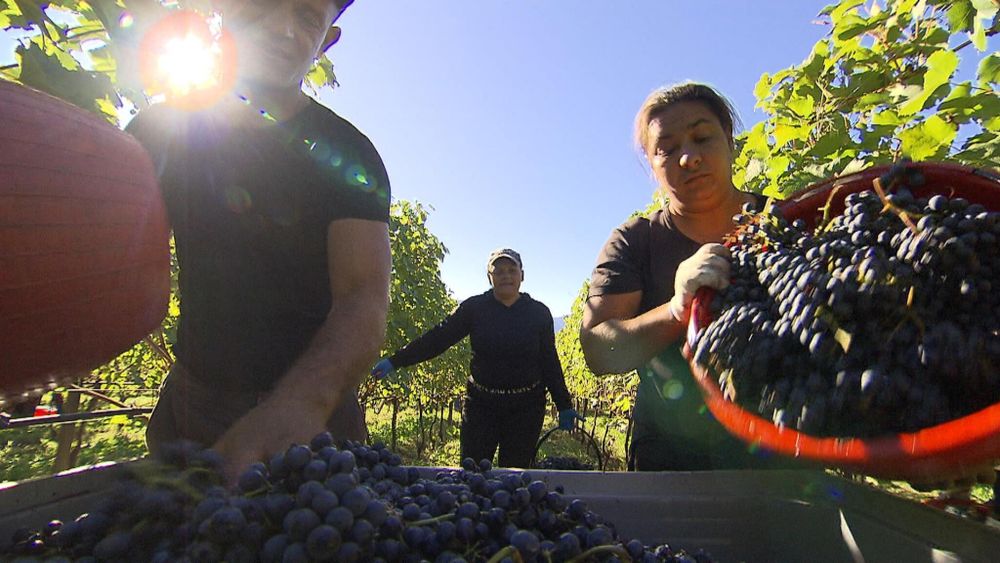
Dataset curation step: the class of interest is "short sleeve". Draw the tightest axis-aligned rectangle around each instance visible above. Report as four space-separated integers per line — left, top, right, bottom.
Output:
288 103 391 225
588 216 649 298
328 130 390 224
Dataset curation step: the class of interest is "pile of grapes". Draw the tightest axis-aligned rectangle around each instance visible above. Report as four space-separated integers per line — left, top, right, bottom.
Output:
693 163 1000 438
3 434 712 562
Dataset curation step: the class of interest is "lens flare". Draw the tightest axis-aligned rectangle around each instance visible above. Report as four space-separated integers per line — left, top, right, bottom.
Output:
663 380 685 401
157 33 219 95
138 10 236 110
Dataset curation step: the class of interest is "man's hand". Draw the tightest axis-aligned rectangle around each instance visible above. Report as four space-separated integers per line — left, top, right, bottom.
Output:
371 358 395 381
669 243 731 321
211 394 333 483
558 408 584 431
212 219 390 482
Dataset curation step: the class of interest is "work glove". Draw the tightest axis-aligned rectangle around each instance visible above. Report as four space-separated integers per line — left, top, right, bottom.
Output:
371 358 396 381
558 408 584 431
668 243 732 321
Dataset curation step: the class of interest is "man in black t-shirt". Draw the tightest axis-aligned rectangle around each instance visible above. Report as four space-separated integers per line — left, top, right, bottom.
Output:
127 0 391 479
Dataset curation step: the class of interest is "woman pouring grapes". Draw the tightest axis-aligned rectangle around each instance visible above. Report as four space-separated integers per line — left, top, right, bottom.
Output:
580 82 807 471
581 83 998 490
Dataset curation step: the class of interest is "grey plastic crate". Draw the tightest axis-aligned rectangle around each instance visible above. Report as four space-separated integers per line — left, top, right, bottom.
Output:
2 464 999 563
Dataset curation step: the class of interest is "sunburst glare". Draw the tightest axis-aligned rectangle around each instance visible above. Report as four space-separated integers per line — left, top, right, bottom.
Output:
157 33 220 95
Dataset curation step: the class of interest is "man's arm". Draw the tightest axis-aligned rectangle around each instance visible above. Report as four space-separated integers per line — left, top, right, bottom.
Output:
579 291 685 375
213 218 391 479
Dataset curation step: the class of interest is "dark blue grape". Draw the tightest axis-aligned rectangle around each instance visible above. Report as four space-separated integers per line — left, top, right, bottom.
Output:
342 487 372 516
285 445 312 471
281 541 309 563
324 506 354 532
311 490 340 517
305 524 341 559
510 529 540 556
283 508 321 542
350 519 375 545
336 541 362 563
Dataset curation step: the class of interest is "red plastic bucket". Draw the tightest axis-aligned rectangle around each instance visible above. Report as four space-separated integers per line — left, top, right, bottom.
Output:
0 81 170 405
687 162 1000 481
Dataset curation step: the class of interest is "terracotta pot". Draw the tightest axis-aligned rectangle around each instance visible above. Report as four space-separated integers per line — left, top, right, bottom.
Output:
687 162 1000 481
0 81 169 404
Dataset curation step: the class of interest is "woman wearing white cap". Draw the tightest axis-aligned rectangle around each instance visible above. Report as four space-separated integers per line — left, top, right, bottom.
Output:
371 248 582 468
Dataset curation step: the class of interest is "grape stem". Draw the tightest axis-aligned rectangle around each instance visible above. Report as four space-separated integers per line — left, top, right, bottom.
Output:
485 545 524 563
817 185 844 234
871 176 920 234
407 513 456 527
566 545 633 563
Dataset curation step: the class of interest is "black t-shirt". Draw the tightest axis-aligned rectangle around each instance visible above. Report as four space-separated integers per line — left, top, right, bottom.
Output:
588 200 801 470
388 292 572 410
589 208 700 315
127 99 390 392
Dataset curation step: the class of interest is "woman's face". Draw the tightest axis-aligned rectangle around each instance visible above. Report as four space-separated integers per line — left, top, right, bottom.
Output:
488 258 523 299
644 101 735 212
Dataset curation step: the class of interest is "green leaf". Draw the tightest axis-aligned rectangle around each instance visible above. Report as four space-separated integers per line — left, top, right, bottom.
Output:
766 154 791 181
12 0 44 24
971 0 998 18
946 0 975 32
786 93 815 118
304 62 328 91
898 49 958 115
978 53 1000 85
753 73 771 103
898 115 958 160
871 109 904 127
936 82 984 119
86 43 116 74
808 118 850 158
970 16 987 50
818 2 839 17
840 157 869 176
923 49 960 91
835 12 871 41
16 42 116 120
829 0 865 24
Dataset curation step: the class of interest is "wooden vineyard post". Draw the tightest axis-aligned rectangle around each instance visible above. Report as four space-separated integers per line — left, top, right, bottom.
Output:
52 390 82 473
391 398 399 452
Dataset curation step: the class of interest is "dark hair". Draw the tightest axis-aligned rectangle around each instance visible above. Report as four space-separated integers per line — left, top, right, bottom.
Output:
634 82 742 157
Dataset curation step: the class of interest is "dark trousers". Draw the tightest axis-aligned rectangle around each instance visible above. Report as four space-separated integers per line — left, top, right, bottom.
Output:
461 394 545 468
146 362 367 457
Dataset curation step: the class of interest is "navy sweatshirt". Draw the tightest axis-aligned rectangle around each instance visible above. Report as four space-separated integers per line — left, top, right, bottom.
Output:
389 291 572 410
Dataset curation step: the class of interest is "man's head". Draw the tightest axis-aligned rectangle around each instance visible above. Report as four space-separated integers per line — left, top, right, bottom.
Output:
215 0 352 91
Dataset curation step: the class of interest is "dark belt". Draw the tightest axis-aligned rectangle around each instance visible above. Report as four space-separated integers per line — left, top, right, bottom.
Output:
468 378 541 396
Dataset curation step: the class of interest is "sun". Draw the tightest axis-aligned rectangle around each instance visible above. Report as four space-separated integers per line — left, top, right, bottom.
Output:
157 32 221 95
138 10 236 109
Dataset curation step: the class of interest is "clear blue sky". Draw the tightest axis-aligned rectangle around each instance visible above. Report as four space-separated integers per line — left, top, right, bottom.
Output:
2 1 834 316
320 1 832 315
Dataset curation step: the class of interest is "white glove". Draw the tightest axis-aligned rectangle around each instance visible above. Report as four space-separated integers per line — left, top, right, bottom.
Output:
668 243 732 321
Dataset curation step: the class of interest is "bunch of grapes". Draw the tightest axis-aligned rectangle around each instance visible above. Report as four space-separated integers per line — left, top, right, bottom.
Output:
3 433 713 562
693 163 1000 438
